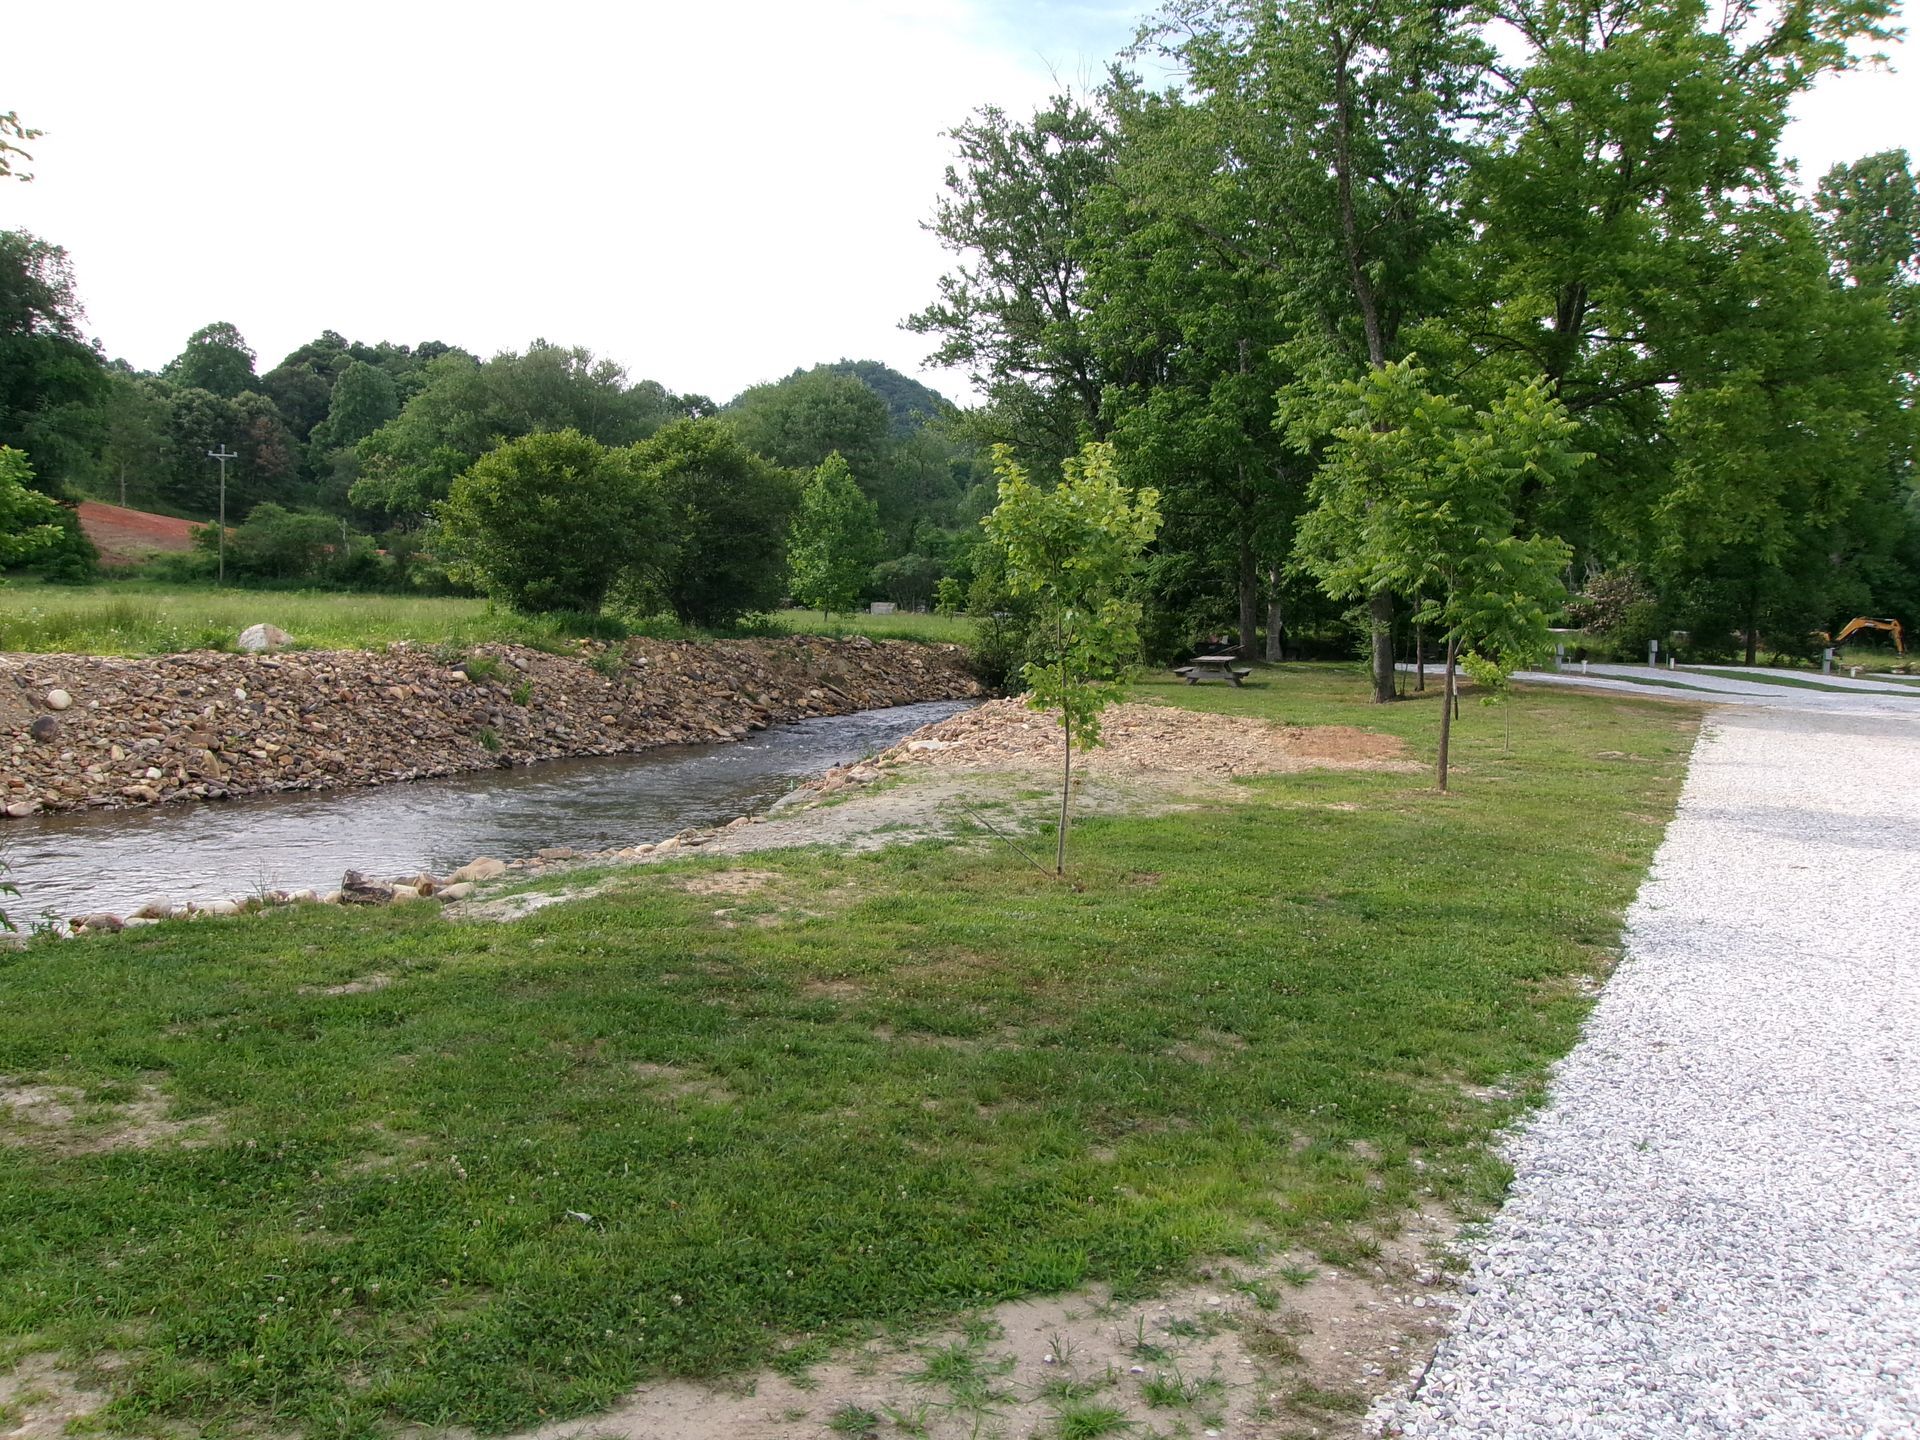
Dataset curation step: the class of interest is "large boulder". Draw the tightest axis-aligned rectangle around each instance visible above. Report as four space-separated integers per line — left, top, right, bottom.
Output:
237 624 294 653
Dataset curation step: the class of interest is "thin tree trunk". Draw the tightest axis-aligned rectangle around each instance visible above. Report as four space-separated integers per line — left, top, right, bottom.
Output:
1265 575 1284 662
1055 610 1070 875
1437 636 1458 792
1237 495 1258 659
118 464 127 507
1414 593 1425 691
1369 591 1395 703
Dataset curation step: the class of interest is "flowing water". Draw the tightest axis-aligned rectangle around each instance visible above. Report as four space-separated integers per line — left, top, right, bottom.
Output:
0 699 973 921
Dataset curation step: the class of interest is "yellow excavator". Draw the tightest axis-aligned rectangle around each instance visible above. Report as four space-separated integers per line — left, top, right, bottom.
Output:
1830 617 1907 655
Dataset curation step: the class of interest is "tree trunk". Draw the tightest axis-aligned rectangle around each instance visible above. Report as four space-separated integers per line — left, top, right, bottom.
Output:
1265 576 1285 662
1055 610 1070 875
1437 636 1458 792
118 464 127 507
1369 591 1395 703
1414 610 1425 692
1237 501 1258 659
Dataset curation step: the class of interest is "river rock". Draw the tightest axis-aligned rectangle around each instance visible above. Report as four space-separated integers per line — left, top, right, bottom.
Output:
0 637 980 815
339 870 395 905
3 799 40 818
77 911 124 933
45 688 73 711
198 899 240 917
237 624 293 653
133 897 175 920
450 857 507 883
436 882 475 902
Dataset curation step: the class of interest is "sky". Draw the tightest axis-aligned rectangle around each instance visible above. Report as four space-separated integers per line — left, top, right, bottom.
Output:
3 0 1916 408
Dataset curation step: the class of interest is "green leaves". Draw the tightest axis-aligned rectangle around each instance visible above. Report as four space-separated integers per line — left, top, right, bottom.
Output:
1293 360 1579 668
0 445 65 567
983 440 1161 752
436 429 657 616
790 453 885 617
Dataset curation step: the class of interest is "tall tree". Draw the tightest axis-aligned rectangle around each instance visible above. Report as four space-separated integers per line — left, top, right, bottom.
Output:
1143 0 1490 698
789 452 884 618
353 341 687 525
0 230 109 491
164 322 257 399
909 93 1118 464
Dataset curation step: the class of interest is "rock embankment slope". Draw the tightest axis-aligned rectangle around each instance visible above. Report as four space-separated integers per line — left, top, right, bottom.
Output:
0 636 979 815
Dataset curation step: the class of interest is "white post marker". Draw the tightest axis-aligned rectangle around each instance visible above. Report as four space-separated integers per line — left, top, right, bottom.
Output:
1823 647 1835 675
1649 638 1660 667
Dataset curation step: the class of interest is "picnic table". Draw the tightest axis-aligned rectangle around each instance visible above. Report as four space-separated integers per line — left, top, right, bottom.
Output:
1173 653 1251 687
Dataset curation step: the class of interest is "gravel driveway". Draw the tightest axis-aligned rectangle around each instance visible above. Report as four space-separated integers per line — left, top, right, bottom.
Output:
1385 698 1920 1437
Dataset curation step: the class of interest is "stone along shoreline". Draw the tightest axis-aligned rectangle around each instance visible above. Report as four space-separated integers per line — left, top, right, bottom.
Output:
0 636 981 816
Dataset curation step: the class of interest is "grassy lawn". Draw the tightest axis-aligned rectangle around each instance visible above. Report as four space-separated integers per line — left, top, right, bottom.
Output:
768 608 973 644
0 668 1696 1436
0 583 975 655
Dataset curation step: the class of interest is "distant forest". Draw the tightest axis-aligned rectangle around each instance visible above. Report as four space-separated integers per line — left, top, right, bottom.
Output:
0 233 987 605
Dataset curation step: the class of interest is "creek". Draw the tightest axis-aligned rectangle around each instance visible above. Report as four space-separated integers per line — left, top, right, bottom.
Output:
1 699 973 921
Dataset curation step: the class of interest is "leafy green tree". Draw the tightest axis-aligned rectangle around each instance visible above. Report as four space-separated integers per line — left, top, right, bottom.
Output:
353 342 687 525
1294 362 1582 790
982 440 1161 873
0 446 65 566
789 452 882 617
1133 0 1490 698
909 93 1118 465
163 322 257 399
98 372 171 505
309 360 399 456
437 429 655 615
627 418 799 627
0 230 109 490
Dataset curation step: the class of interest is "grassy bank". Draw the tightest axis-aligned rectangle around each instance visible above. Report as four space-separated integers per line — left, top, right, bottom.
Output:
0 670 1696 1436
0 582 972 655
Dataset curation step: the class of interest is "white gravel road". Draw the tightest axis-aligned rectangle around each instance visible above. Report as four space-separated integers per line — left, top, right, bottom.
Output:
1384 697 1920 1438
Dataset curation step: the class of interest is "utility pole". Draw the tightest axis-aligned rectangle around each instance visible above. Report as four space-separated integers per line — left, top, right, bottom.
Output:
206 445 237 584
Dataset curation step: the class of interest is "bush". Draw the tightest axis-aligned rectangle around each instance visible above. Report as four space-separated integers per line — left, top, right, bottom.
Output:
437 430 657 615
625 419 798 627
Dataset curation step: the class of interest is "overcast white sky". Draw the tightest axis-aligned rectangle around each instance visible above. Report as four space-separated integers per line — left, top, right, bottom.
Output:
3 1 1915 406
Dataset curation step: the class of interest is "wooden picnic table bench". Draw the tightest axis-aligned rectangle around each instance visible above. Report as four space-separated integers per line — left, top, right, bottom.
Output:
1173 653 1252 687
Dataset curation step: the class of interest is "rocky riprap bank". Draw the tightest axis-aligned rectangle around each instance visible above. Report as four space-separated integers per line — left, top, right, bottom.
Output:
0 636 980 816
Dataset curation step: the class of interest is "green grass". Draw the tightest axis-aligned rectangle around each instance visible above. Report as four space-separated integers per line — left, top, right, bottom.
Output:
0 667 1694 1436
0 583 976 656
768 608 974 644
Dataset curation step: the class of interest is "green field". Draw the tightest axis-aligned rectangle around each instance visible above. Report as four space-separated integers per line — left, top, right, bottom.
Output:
0 670 1695 1436
0 582 972 655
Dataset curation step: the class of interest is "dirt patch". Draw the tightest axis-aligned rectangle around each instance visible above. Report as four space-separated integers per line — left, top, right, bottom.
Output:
75 500 198 566
674 869 781 898
0 1354 107 1438
631 1063 734 1105
501 1210 1461 1440
0 1079 217 1154
305 973 394 996
880 697 1414 779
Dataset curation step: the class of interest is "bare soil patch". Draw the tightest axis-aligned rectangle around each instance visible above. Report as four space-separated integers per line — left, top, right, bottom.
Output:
0 1079 216 1154
0 1354 106 1438
75 500 198 567
500 1210 1461 1440
882 697 1414 779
